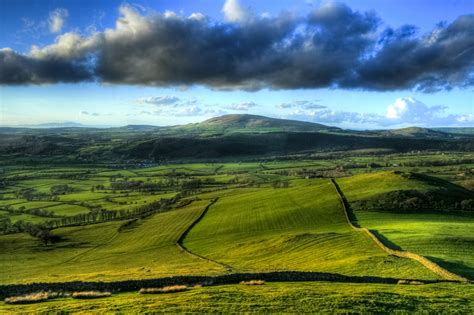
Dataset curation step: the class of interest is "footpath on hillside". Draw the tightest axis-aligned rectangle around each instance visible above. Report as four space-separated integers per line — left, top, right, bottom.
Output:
330 179 469 283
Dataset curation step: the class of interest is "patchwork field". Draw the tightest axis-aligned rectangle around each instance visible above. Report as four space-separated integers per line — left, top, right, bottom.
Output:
0 200 225 284
0 153 472 311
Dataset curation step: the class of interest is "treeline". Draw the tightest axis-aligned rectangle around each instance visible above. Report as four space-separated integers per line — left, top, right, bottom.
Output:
396 158 474 168
272 167 349 179
106 178 217 193
1 206 60 218
0 194 185 235
354 189 474 212
47 195 181 229
0 220 56 244
14 184 74 201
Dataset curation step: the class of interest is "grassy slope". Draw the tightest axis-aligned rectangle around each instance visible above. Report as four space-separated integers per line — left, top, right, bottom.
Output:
2 282 472 313
338 171 474 279
185 179 438 279
0 200 225 284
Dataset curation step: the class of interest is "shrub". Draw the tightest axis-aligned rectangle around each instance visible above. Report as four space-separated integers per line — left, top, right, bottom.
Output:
397 280 424 285
139 285 188 294
240 280 266 285
5 292 50 304
71 291 112 299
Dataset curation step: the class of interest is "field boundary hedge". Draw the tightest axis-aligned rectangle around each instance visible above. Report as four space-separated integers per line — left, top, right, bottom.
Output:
176 198 233 272
330 179 469 283
0 271 457 299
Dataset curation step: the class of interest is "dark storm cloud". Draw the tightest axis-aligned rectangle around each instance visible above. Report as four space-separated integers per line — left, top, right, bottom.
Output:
345 14 474 92
0 2 473 92
0 48 92 84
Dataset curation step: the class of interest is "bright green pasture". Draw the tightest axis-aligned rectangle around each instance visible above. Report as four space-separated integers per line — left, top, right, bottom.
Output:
8 214 49 224
337 171 433 201
185 179 438 280
46 204 90 216
0 200 225 284
2 282 472 314
9 201 60 210
337 171 474 279
355 211 474 279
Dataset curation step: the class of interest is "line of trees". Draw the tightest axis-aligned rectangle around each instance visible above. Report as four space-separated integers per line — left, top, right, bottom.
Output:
0 194 186 235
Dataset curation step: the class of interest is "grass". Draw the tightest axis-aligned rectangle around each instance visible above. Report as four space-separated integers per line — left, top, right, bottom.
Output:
46 204 90 216
185 179 439 280
336 171 434 201
337 171 474 280
0 159 472 312
139 285 188 294
354 211 474 279
0 200 225 284
71 291 112 299
240 280 266 285
1 282 472 313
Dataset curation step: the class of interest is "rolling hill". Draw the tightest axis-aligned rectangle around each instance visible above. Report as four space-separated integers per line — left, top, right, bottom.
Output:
184 179 438 279
337 171 474 279
0 115 473 162
184 114 339 133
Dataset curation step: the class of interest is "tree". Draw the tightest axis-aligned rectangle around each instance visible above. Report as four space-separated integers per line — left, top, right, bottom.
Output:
27 225 54 246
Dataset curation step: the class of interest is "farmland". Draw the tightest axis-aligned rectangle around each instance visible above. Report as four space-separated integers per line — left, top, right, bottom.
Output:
0 120 473 312
1 282 473 313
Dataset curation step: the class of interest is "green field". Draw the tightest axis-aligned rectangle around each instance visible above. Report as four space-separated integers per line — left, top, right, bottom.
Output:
1 282 473 313
0 154 472 311
0 200 225 284
338 171 474 280
185 179 438 279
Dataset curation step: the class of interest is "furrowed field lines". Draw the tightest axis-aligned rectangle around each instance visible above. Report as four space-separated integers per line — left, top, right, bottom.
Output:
184 179 438 279
0 200 225 284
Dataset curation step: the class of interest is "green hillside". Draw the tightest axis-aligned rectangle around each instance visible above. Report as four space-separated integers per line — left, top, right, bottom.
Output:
182 114 336 133
337 171 474 279
0 200 225 284
184 179 438 279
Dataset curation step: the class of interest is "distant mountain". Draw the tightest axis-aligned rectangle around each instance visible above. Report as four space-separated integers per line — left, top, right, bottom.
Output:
22 122 86 128
122 125 160 131
1 114 473 161
377 127 451 139
176 114 340 134
433 127 474 136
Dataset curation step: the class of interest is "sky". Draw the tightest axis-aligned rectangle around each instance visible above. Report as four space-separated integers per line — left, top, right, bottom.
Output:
0 0 473 129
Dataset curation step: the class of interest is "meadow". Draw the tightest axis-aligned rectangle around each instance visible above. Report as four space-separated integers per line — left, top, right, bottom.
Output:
1 282 473 313
0 151 473 311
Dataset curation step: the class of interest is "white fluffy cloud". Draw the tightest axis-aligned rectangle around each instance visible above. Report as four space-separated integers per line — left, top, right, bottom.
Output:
48 8 68 33
284 97 473 128
277 100 326 110
222 0 251 23
225 101 258 111
385 97 446 122
136 95 227 117
138 96 181 106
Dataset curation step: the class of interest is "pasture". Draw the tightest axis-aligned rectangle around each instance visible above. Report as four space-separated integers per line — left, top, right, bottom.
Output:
0 153 472 309
1 282 472 313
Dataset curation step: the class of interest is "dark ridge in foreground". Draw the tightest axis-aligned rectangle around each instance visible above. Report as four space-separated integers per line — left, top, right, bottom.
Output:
0 271 465 299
